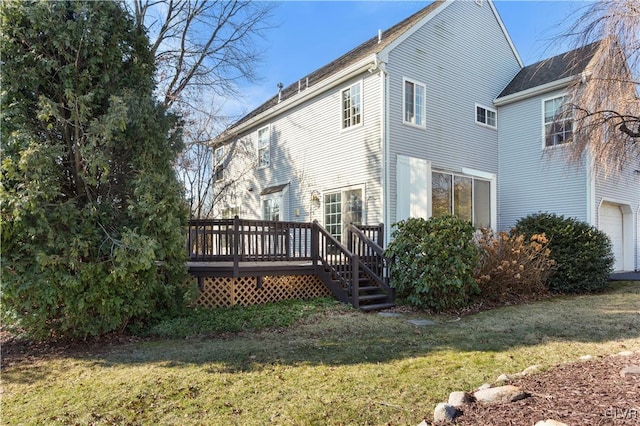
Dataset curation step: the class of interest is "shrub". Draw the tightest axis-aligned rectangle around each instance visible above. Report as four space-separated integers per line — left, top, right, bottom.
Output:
513 212 614 293
474 229 555 304
385 216 479 312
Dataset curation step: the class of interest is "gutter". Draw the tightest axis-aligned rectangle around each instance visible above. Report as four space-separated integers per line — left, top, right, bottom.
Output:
216 55 378 144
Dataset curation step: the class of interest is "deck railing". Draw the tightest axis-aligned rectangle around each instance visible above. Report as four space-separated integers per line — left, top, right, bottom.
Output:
187 217 314 262
187 217 391 307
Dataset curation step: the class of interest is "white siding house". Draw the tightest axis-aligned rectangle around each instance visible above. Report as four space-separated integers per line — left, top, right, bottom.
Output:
213 0 639 271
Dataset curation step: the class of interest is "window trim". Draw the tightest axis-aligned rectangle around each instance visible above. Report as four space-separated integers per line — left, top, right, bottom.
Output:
257 124 271 168
474 103 497 129
542 94 573 149
340 80 363 130
260 183 289 221
322 184 366 241
402 77 427 128
213 146 225 182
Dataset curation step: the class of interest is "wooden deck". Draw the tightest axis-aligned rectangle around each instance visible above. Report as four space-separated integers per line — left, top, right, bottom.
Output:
186 218 394 310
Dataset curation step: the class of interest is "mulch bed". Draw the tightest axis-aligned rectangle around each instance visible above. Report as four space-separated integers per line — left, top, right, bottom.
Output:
445 351 640 425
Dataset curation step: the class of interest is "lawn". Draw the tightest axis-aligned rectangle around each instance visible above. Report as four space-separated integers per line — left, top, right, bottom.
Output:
2 281 639 425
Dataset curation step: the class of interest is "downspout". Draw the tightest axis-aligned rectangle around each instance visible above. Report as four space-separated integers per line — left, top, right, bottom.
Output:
376 56 390 247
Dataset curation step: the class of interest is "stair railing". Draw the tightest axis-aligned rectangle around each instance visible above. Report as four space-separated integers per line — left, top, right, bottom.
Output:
346 224 394 301
312 221 360 307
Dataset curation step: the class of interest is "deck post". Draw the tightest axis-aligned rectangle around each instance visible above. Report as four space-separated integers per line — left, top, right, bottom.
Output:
233 215 240 278
311 220 319 274
352 254 360 308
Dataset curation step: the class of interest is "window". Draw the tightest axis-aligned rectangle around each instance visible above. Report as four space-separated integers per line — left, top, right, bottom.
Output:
403 78 426 127
263 198 280 221
431 171 491 229
257 125 270 168
544 96 572 147
475 104 497 128
324 188 363 243
214 146 225 182
342 82 362 128
222 207 239 219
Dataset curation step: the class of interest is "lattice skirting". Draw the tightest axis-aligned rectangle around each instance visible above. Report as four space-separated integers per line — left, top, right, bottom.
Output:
194 275 331 308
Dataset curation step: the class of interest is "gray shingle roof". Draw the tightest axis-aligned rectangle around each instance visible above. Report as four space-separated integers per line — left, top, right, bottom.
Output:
497 41 602 98
221 1 444 139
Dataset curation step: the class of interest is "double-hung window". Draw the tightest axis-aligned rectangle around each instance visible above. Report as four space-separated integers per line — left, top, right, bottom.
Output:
403 78 426 127
342 82 362 129
475 104 497 128
257 125 271 168
213 146 225 182
544 96 572 147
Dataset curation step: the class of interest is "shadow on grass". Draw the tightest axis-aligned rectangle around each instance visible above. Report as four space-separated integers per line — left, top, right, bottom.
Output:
4 281 639 382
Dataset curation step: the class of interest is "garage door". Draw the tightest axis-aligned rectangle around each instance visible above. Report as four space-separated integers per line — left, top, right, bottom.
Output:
600 202 624 271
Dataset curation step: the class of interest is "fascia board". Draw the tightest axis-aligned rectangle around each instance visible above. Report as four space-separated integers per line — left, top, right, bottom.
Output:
493 76 575 106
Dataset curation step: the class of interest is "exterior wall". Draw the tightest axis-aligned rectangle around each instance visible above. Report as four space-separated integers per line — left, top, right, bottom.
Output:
222 70 384 226
497 88 589 230
384 0 521 226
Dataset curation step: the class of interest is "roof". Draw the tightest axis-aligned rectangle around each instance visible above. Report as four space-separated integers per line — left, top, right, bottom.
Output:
497 41 602 99
219 0 445 140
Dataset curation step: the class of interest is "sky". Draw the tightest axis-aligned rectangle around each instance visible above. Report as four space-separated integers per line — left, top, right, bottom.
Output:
224 0 591 118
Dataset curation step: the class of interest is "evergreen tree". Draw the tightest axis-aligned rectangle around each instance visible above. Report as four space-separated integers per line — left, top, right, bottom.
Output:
1 1 189 339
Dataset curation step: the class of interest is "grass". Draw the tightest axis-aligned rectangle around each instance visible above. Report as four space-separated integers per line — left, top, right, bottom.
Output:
2 281 639 425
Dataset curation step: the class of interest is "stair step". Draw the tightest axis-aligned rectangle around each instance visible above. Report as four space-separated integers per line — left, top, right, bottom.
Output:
358 294 388 302
358 286 381 293
359 302 396 312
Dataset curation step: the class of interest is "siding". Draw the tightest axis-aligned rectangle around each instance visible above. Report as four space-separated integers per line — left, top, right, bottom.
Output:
497 89 588 230
225 70 384 226
384 0 521 224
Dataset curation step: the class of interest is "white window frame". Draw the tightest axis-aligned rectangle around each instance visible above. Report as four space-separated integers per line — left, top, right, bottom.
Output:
213 146 225 182
475 103 497 129
402 77 426 128
431 168 495 229
257 125 271 168
322 184 366 242
542 95 573 149
341 81 363 130
261 184 289 221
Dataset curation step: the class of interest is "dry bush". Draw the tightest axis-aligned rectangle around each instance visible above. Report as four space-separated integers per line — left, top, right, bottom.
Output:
474 229 555 304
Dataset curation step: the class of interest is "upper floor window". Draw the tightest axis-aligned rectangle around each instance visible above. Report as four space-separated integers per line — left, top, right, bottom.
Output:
475 104 497 129
342 82 362 129
403 78 426 127
257 125 270 168
214 146 225 182
544 96 573 147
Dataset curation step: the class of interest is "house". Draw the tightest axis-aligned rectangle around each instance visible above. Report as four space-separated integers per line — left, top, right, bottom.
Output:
213 0 639 272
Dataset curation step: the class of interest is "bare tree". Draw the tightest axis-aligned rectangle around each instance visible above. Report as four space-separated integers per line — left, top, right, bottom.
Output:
131 0 274 217
562 0 640 174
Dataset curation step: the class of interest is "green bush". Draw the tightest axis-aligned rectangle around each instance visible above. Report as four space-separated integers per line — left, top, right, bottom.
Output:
385 216 479 312
513 212 614 294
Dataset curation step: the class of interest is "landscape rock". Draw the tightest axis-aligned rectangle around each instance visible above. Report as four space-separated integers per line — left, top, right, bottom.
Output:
474 385 528 404
433 403 461 423
534 420 569 426
497 373 510 382
407 319 436 326
477 383 492 391
579 355 593 361
616 350 634 357
447 391 475 407
521 365 542 375
620 365 640 377
416 420 428 426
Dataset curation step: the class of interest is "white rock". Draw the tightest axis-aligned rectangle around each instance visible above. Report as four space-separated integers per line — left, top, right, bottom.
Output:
620 365 640 377
521 365 542 375
474 385 528 404
497 374 510 382
616 350 634 357
477 383 492 391
534 420 569 426
579 355 593 361
416 421 429 426
448 391 475 407
433 403 461 423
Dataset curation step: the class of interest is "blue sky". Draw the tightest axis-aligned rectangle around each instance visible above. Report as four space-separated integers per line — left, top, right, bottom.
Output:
227 0 590 117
